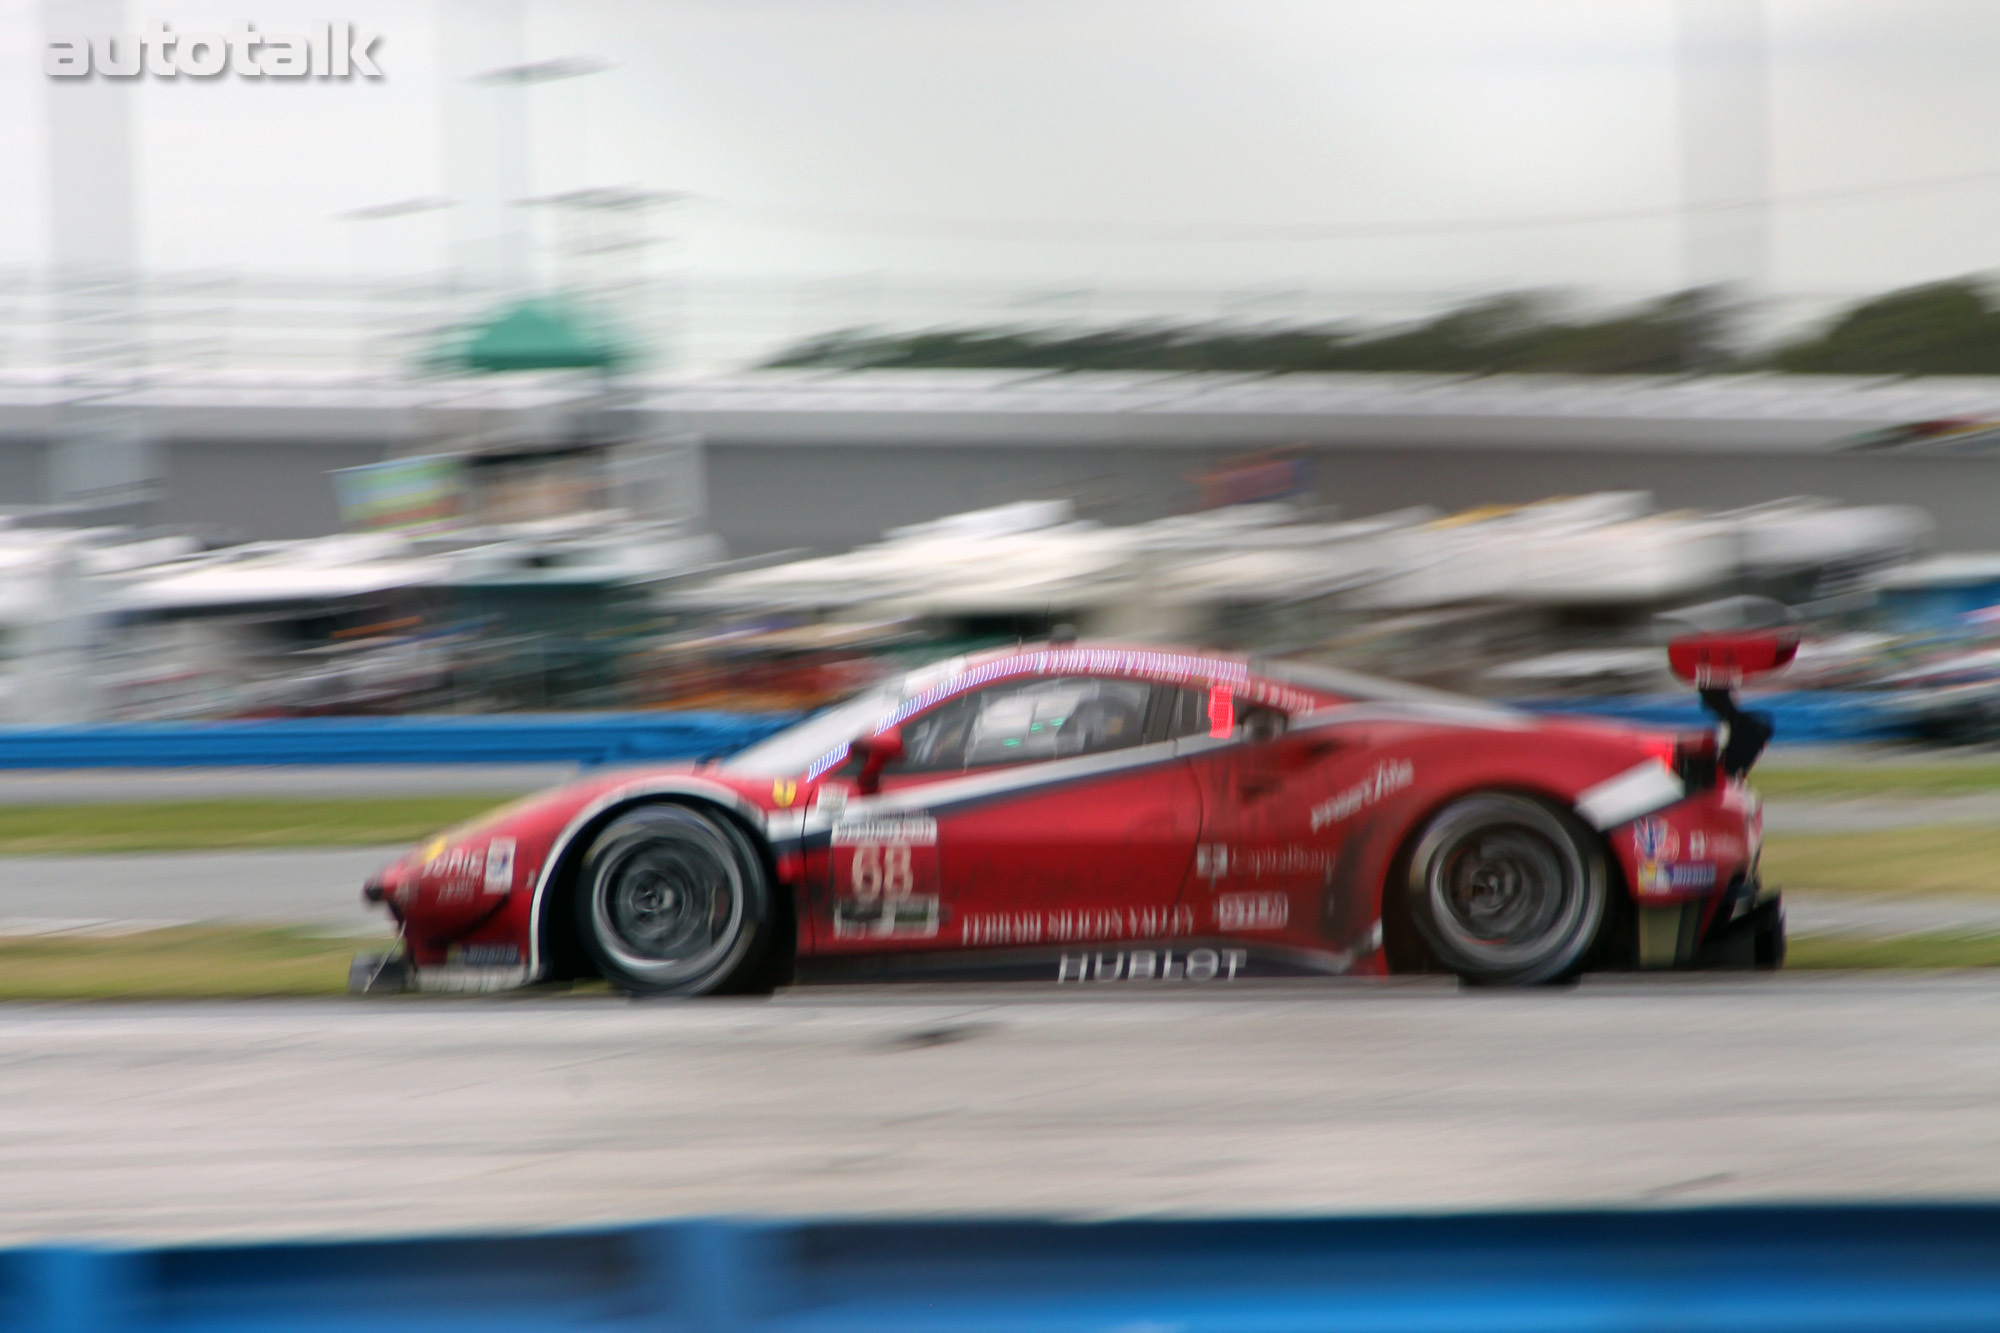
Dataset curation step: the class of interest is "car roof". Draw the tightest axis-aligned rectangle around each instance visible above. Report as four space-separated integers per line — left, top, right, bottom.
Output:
922 641 1524 721
917 642 1326 713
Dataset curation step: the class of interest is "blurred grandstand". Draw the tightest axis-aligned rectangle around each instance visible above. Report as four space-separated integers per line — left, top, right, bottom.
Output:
9 271 2000 730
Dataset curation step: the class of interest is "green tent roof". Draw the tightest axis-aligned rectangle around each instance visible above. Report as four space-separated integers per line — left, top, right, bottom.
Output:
451 297 632 373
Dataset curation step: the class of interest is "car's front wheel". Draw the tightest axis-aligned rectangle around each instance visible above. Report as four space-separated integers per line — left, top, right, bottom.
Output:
576 804 774 995
1402 792 1606 985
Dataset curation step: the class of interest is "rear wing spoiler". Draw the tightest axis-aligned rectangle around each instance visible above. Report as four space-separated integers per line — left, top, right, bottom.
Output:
1667 631 1799 778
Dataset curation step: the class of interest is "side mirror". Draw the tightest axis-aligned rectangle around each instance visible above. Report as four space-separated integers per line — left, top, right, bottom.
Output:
850 726 904 795
1667 631 1799 688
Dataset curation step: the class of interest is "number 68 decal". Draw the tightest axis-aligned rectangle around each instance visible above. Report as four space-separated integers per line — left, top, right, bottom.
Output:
830 818 941 939
831 817 939 908
850 844 916 900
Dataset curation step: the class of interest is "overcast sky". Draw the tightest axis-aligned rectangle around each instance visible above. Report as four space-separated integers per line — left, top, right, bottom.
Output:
6 0 2000 309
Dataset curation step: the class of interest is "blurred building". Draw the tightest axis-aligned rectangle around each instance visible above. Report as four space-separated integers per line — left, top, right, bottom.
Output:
2 368 1999 554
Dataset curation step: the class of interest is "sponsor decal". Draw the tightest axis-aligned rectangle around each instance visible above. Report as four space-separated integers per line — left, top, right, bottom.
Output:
1200 844 1332 881
834 893 941 940
1057 947 1249 983
1677 829 1745 863
832 816 937 846
1638 861 1718 894
1630 815 1737 895
772 779 798 808
961 904 1196 947
1242 846 1328 879
447 942 521 967
1215 891 1290 931
422 843 489 900
483 838 515 895
424 845 484 878
1310 759 1415 831
1633 816 1679 861
1633 819 1727 895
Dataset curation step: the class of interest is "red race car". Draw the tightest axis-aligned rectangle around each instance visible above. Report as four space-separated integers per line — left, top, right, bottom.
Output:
353 637 1791 996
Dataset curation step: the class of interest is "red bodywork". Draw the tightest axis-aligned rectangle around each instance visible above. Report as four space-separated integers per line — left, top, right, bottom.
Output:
365 645 1764 991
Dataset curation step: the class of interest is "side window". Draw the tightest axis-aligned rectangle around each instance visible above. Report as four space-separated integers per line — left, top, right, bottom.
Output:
1165 686 1218 740
898 676 1153 773
1165 686 1287 742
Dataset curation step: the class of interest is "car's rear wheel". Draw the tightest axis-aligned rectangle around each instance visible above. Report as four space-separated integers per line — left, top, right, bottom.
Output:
1403 792 1606 986
1754 901 1786 970
576 804 773 996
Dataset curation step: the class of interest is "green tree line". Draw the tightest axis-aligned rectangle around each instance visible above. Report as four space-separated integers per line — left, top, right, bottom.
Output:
765 279 2000 377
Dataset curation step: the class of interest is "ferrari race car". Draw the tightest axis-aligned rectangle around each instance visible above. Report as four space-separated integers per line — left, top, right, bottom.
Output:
353 636 1791 996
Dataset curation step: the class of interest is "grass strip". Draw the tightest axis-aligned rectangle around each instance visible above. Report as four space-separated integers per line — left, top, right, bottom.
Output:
0 796 509 854
1761 826 2000 899
0 926 382 999
1755 763 2000 800
1786 931 2000 970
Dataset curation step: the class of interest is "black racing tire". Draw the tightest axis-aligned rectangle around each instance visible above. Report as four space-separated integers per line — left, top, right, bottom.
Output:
1403 792 1607 986
1754 903 1787 971
575 804 774 996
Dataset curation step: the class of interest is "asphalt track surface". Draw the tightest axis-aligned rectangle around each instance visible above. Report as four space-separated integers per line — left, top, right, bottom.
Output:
7 834 1999 941
0 847 402 936
0 765 1990 937
2 975 1999 1246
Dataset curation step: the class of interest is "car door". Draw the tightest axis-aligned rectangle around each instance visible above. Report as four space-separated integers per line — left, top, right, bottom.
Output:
820 672 1204 961
1165 685 1396 960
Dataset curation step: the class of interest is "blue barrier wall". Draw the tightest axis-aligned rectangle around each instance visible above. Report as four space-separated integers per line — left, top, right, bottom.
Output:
0 713 799 769
5 1206 2000 1332
1514 690 1909 745
0 692 1913 770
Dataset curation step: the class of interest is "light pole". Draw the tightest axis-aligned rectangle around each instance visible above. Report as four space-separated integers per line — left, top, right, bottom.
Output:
471 56 612 295
333 197 455 374
527 188 681 299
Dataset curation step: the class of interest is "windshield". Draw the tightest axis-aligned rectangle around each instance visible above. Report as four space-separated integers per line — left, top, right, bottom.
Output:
723 678 908 776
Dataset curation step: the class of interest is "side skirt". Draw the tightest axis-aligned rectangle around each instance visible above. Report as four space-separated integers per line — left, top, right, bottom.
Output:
796 938 1360 988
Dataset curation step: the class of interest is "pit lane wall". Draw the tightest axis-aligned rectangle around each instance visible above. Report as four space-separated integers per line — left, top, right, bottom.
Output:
0 712 801 768
0 693 1911 768
5 1206 2000 1331
1512 691 1910 744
